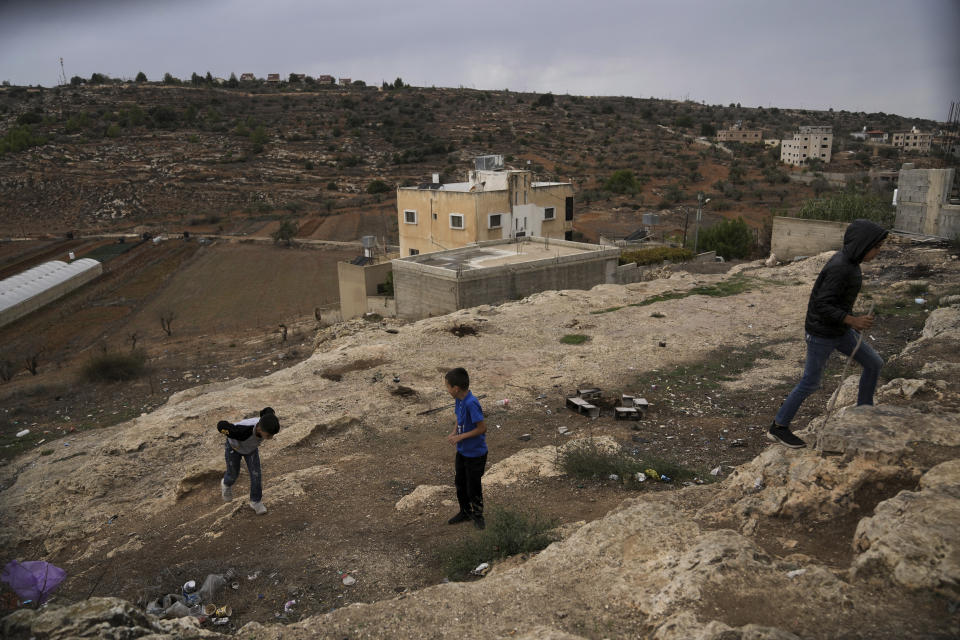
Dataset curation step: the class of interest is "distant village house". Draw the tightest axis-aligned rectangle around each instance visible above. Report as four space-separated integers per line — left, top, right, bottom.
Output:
780 125 833 166
891 127 932 154
716 123 764 143
239 73 255 82
396 155 574 257
266 73 281 83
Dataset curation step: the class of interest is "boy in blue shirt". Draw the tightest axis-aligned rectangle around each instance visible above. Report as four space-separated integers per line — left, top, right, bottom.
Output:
444 367 488 530
217 407 280 515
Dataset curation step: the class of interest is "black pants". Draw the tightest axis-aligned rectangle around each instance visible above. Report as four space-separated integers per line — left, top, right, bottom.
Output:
455 452 486 517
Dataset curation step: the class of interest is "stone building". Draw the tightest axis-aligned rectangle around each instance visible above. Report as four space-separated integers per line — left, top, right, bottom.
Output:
396 155 574 257
894 164 959 238
891 127 932 154
780 126 833 166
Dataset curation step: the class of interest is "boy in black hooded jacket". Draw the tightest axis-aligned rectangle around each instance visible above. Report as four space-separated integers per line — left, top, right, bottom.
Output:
769 219 888 448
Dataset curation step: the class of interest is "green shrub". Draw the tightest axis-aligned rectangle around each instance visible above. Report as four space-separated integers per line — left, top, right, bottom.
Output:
560 334 590 345
82 350 147 382
604 169 642 195
797 190 894 226
619 247 692 266
438 507 558 580
557 439 702 486
0 125 46 154
366 179 392 194
696 217 753 259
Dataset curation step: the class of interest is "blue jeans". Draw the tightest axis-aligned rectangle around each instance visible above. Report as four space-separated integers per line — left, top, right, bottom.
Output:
223 441 262 502
774 329 883 428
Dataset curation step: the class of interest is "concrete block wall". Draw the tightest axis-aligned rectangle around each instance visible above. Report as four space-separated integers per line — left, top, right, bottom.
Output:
392 242 620 319
771 217 847 260
895 167 956 237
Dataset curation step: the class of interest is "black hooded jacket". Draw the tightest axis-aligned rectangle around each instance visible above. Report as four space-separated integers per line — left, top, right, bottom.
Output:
804 219 888 338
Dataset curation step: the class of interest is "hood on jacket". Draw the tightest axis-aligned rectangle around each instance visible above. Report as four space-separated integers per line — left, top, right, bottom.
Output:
841 219 888 263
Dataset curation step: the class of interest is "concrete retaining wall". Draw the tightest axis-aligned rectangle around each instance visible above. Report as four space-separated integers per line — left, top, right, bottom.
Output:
337 261 394 320
771 217 846 260
895 167 958 238
392 242 619 319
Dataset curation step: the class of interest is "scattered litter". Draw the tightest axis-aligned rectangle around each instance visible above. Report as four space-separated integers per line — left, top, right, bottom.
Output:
517 434 531 441
730 439 746 447
247 571 260 581
645 468 659 480
660 475 672 483
1 560 66 604
107 515 118 524
231 582 240 590
212 617 230 625
557 426 570 435
198 573 226 603
710 466 722 476
341 574 356 586
635 472 647 483
753 478 764 490
497 399 509 407
658 341 667 348
608 474 619 482
284 599 296 612
786 569 807 579
15 429 29 438
471 562 490 576
915 298 926 305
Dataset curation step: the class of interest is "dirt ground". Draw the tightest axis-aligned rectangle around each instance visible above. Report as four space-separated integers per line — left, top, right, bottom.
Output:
4 240 953 634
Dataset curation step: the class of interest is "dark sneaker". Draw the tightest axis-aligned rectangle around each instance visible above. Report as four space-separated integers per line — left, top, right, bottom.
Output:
473 515 486 530
767 424 806 449
448 511 471 525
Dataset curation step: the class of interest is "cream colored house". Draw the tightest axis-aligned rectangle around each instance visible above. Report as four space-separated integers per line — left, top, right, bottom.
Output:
891 127 932 154
780 126 833 166
396 156 575 257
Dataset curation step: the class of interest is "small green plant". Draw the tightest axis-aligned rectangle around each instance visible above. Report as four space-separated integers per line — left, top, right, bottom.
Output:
81 350 147 382
590 306 623 315
560 334 590 345
557 439 703 486
907 282 928 295
619 246 692 266
438 507 558 580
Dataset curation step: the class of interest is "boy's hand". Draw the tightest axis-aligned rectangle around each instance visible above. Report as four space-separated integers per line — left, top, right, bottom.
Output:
844 314 874 330
447 433 459 445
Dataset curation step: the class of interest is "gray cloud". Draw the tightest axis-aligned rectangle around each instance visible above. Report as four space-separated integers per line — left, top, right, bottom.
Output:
0 0 955 119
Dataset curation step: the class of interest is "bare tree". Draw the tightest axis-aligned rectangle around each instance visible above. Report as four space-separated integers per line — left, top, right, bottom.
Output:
160 311 176 337
278 323 288 343
0 358 14 383
24 346 43 376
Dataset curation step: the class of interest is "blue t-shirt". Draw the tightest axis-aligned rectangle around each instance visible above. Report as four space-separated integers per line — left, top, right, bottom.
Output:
455 391 487 457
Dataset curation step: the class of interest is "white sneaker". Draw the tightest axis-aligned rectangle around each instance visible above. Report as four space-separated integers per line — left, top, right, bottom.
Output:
221 480 233 501
249 501 267 515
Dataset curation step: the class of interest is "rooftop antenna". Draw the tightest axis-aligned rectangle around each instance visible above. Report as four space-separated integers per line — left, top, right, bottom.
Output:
58 57 67 86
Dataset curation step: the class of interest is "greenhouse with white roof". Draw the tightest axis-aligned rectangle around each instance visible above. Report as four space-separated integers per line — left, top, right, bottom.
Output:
0 259 102 328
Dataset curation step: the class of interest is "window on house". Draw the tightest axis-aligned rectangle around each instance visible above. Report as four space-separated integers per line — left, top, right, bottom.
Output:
544 207 555 220
432 213 437 220
488 214 502 229
403 210 417 224
449 213 464 229
409 248 419 256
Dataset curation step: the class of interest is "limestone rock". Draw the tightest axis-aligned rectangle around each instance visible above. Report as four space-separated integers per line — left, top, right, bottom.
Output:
1 597 227 640
852 460 960 597
814 405 960 465
395 484 449 511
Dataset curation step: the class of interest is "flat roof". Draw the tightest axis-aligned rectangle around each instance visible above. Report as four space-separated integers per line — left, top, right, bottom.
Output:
403 240 600 271
401 180 571 193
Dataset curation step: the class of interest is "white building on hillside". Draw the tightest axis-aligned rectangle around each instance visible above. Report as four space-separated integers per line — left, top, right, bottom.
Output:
780 126 833 166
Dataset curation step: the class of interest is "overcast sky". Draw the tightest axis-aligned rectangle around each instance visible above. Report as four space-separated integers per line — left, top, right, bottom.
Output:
1 0 957 121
